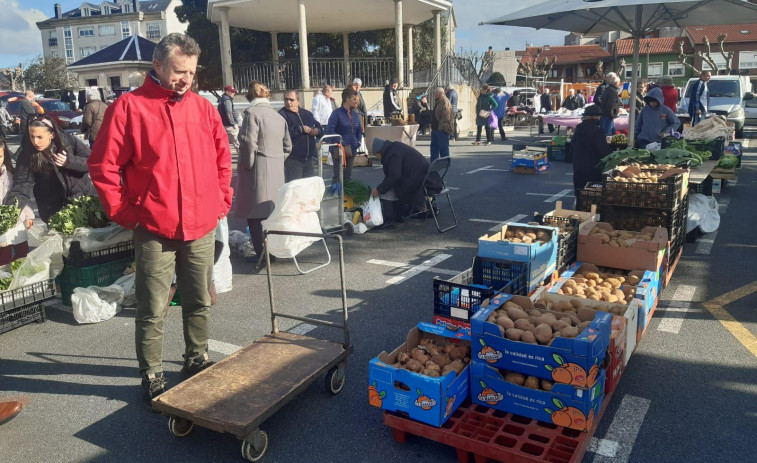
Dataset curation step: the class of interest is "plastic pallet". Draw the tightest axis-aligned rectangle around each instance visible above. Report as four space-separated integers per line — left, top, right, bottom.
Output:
383 395 612 463
0 302 46 334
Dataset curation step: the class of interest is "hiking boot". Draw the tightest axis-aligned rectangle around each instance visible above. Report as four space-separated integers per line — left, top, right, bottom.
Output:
141 372 167 410
181 353 215 378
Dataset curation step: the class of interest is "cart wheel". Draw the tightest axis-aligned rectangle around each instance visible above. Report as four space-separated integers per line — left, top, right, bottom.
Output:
241 429 268 462
342 222 354 236
168 416 194 438
326 363 346 395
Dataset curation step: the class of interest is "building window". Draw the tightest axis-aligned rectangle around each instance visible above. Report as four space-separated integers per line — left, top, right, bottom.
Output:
121 21 131 38
82 7 90 16
64 26 75 64
668 62 685 76
48 32 58 47
50 50 61 59
625 63 641 79
103 6 110 15
147 23 161 40
702 54 728 72
80 47 97 57
738 51 757 69
110 76 122 88
79 26 95 37
648 62 663 77
86 78 98 87
99 25 116 36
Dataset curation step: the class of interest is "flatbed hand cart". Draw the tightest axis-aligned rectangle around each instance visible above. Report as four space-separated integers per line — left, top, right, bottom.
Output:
153 231 354 462
317 134 353 235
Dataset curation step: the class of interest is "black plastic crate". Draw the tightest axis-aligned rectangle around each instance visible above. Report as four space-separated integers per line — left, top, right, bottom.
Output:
433 268 497 322
533 214 580 272
691 176 713 196
564 142 574 163
472 257 528 297
0 279 56 313
0 302 45 334
662 136 726 160
64 240 135 268
576 182 603 212
602 171 685 209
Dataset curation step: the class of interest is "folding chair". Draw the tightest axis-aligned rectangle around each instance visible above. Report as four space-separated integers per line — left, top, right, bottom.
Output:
422 157 457 233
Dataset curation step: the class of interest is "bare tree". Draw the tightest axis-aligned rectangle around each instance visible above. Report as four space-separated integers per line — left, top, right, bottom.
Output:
677 40 701 74
1 65 25 91
700 36 719 72
717 34 734 74
516 48 556 78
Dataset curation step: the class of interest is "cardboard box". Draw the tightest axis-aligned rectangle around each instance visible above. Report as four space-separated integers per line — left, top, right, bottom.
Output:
577 222 668 271
368 323 470 427
470 294 611 387
603 315 628 394
712 178 723 194
479 224 558 292
470 361 605 432
432 314 472 337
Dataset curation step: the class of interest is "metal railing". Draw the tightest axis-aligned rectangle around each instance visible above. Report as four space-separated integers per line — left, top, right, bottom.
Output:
232 57 408 91
422 54 482 108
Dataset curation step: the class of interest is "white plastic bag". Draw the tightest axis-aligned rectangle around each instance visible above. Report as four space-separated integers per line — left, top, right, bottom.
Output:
69 224 132 253
27 223 49 248
262 177 325 258
213 217 233 294
72 285 124 324
687 194 720 234
363 197 384 228
112 273 136 307
7 232 64 290
645 142 661 151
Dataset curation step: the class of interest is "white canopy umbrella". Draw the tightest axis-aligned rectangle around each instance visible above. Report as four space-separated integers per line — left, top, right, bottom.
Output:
482 0 757 146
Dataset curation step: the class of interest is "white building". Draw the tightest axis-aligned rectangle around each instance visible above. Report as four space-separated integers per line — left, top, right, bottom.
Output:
37 1 186 68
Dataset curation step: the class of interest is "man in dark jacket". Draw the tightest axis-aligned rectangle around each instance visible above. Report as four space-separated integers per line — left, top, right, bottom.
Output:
445 84 459 140
538 88 555 134
383 78 401 118
279 89 321 182
594 72 616 108
18 91 38 138
600 74 621 136
217 85 239 150
571 105 611 200
81 88 108 147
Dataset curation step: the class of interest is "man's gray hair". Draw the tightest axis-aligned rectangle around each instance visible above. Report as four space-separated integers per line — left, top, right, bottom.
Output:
435 86 445 96
352 78 362 86
321 85 331 94
153 33 201 64
445 83 455 91
605 72 617 83
86 88 101 101
285 89 299 99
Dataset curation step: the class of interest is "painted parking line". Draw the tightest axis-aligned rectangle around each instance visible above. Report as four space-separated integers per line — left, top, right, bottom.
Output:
695 230 718 255
525 192 575 198
488 214 528 232
589 395 651 463
367 258 459 277
384 254 453 284
718 198 730 214
544 188 573 203
465 165 494 174
208 339 242 356
289 323 317 335
657 284 696 334
469 218 504 224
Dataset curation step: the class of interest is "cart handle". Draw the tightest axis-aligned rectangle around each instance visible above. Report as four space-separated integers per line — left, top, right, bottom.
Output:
263 230 350 348
318 134 343 145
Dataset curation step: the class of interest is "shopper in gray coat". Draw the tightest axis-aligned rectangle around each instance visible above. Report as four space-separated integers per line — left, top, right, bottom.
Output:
235 81 292 260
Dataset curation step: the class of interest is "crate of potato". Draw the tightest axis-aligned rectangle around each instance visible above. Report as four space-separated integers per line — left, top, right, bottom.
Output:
471 294 612 389
534 214 581 272
578 222 668 272
576 182 603 213
602 165 688 210
368 323 471 427
470 362 604 432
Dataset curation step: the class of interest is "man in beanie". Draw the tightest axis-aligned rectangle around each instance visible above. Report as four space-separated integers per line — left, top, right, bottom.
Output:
218 85 239 149
571 104 611 201
371 138 442 225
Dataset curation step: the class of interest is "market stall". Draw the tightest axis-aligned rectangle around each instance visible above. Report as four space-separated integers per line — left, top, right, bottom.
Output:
364 124 419 155
541 114 629 133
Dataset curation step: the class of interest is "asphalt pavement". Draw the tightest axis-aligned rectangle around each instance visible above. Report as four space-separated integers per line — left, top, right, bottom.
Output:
0 125 755 463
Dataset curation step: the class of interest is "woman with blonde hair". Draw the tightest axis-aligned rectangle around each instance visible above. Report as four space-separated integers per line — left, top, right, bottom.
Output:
235 81 291 263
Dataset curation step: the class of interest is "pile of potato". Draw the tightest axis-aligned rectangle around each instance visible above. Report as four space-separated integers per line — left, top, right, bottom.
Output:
485 300 596 346
392 338 471 378
503 227 552 244
555 277 636 305
589 225 654 248
501 370 555 391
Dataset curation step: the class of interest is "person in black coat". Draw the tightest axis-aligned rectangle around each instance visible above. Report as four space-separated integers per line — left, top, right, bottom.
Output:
5 115 96 222
538 88 555 134
278 90 322 182
571 105 611 200
383 78 401 118
600 75 622 136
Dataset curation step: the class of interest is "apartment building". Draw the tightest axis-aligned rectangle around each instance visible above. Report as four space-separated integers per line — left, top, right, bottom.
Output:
37 1 186 66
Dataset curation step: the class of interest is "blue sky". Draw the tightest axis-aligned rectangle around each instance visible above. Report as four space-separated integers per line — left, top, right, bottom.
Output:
2 1 566 71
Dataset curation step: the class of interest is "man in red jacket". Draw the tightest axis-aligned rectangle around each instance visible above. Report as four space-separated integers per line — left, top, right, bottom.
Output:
88 33 233 407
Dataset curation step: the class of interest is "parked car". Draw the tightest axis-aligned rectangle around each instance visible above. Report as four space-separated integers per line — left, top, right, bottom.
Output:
6 98 79 133
678 75 753 138
744 93 757 125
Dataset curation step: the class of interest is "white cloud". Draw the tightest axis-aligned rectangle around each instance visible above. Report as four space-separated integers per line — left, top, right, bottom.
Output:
0 0 47 69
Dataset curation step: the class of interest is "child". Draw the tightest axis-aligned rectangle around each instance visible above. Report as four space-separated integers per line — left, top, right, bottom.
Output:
0 138 34 266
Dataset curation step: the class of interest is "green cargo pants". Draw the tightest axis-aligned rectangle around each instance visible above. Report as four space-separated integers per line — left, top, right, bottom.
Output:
133 226 215 376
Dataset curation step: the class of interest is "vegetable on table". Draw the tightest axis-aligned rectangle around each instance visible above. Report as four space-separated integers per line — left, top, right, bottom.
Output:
49 196 110 235
0 199 21 237
716 155 739 169
596 148 654 171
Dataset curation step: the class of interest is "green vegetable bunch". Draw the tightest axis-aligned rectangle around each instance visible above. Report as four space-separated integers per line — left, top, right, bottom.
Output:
653 148 702 167
0 258 25 291
49 196 110 235
0 199 21 237
343 179 372 205
665 138 711 162
597 148 654 171
717 155 739 169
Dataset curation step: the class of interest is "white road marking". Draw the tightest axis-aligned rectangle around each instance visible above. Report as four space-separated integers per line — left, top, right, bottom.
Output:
718 198 730 214
695 230 718 255
588 438 620 457
590 395 651 463
367 258 459 277
385 254 453 284
289 323 317 335
657 284 697 334
544 188 573 203
742 137 750 148
565 172 573 175
525 192 575 198
730 179 738 186
469 218 504 224
488 214 528 232
484 168 509 172
447 187 461 190
464 165 494 174
208 339 242 356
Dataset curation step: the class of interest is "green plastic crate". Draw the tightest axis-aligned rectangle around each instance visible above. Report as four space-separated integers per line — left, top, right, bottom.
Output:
59 256 134 306
552 135 569 146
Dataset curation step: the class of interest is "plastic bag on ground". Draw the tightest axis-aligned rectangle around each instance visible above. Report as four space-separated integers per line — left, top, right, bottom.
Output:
262 177 325 259
69 224 133 253
686 193 720 234
363 197 384 228
112 273 136 307
213 217 233 294
228 230 251 257
72 285 124 324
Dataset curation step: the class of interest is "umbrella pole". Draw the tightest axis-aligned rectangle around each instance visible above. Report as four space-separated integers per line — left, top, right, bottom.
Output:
627 7 642 148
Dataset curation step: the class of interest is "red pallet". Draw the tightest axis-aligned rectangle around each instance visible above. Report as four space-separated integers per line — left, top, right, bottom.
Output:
384 392 613 463
663 249 682 289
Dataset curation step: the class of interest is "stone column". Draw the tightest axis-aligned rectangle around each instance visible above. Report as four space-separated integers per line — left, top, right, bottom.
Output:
297 0 310 89
217 7 233 87
271 31 280 90
394 0 404 86
343 32 350 86
433 10 442 71
406 25 413 89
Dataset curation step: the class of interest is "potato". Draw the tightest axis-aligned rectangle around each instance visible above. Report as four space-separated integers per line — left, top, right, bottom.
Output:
424 361 441 372
497 325 506 337
536 231 549 242
524 376 540 390
627 275 640 286
496 316 515 330
520 330 537 344
525 232 537 240
531 306 545 314
449 345 468 361
431 353 451 368
503 371 526 385
561 325 580 338
397 352 410 364
551 320 571 332
513 318 533 331
448 359 465 374
505 328 524 341
486 313 498 323
412 350 430 364
421 369 441 377
569 314 582 326
577 306 597 322
540 379 554 391
533 324 553 344
406 359 424 372
579 320 592 330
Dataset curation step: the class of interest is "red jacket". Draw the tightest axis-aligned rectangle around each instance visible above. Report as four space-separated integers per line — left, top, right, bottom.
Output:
88 75 233 240
660 85 679 114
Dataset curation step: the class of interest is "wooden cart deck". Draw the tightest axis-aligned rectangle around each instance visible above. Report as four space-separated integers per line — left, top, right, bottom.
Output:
153 331 352 438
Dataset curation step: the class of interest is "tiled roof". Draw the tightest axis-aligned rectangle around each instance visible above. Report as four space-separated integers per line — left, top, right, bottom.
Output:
519 45 611 65
615 37 692 56
686 24 757 43
68 35 156 67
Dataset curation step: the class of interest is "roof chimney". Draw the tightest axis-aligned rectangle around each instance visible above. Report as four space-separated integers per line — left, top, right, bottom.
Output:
54 3 62 19
133 0 140 13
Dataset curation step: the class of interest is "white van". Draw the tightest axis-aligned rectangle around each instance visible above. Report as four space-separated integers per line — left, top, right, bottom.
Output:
678 75 753 137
